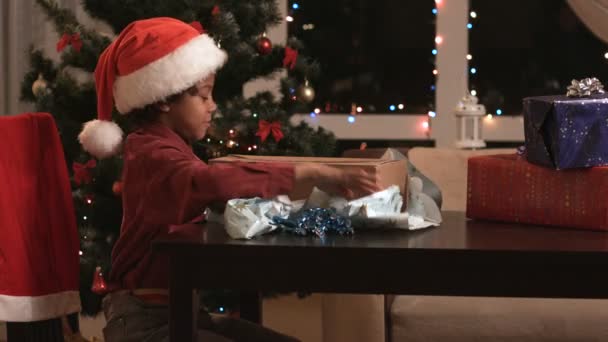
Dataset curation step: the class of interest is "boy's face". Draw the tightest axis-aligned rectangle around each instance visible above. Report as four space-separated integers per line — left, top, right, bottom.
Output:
166 74 217 143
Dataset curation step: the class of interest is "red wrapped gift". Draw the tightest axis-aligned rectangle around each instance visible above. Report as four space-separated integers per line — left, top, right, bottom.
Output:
466 154 608 231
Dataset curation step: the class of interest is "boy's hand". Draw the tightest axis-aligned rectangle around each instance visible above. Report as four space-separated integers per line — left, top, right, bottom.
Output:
295 164 382 200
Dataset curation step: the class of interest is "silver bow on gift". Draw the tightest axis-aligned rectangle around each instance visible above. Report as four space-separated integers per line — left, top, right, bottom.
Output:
566 77 605 97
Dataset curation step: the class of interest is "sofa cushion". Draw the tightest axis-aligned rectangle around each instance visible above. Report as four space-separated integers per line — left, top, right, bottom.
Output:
322 294 386 342
391 296 608 341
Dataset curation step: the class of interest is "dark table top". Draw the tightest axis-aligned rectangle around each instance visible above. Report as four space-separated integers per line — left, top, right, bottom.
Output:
154 211 608 298
155 211 608 253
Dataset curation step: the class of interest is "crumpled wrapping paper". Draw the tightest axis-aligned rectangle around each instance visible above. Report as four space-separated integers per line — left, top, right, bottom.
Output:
222 195 292 239
222 179 442 239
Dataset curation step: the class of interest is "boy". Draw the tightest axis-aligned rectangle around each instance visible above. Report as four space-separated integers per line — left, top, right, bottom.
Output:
79 17 379 341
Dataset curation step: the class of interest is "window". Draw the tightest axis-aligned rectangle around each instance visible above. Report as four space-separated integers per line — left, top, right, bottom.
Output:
289 0 435 114
469 0 608 115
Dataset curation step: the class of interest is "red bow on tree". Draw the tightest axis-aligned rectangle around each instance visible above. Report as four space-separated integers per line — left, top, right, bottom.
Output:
189 21 205 34
256 120 284 142
56 33 83 53
283 47 298 70
72 159 97 185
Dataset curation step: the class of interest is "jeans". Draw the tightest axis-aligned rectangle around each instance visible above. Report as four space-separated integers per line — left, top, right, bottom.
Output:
102 292 300 342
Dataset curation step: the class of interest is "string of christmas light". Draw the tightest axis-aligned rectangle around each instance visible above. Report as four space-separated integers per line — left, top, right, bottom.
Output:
427 0 445 135
288 1 426 124
466 6 501 120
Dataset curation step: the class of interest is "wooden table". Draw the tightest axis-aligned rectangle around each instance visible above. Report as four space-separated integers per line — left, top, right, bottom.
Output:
153 211 608 341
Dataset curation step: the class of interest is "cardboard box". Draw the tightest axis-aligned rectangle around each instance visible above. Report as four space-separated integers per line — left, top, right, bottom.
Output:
210 154 408 201
341 148 443 210
342 147 410 159
467 154 608 231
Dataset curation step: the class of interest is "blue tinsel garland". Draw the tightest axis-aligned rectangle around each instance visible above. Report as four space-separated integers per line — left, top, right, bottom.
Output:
272 208 353 238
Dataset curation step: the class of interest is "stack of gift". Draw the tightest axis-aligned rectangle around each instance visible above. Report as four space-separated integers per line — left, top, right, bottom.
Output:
467 77 608 231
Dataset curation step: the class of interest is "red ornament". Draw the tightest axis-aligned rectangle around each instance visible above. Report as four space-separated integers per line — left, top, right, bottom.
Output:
283 47 298 69
212 5 221 15
256 120 284 143
91 266 108 295
73 159 96 185
257 36 272 55
112 181 123 196
57 33 82 53
360 142 367 150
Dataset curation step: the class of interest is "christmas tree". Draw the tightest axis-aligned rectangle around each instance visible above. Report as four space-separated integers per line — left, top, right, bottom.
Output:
21 0 335 315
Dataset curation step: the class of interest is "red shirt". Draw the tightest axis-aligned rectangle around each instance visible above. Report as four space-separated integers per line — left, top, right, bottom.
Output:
109 123 294 289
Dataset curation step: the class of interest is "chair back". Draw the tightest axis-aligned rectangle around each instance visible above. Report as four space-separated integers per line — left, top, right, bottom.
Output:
0 113 80 322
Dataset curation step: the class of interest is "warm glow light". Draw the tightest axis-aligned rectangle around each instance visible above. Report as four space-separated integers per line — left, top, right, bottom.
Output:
604 52 608 59
422 121 430 130
398 104 404 110
470 11 477 18
356 106 363 113
314 108 321 114
486 114 493 120
466 54 473 60
470 89 477 96
286 16 294 22
435 35 443 45
432 69 438 75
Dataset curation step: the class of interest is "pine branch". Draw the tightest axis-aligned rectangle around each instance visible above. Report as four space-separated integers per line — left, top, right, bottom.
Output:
35 0 110 49
20 47 57 102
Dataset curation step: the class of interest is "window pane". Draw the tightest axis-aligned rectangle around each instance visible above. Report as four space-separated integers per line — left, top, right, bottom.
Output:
469 0 608 115
290 0 435 114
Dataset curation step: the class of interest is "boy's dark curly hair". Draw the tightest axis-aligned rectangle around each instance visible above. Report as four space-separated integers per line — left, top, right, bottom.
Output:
126 84 199 127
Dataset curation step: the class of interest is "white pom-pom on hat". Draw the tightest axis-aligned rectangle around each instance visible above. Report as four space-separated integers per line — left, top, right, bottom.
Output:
78 120 124 159
79 17 227 159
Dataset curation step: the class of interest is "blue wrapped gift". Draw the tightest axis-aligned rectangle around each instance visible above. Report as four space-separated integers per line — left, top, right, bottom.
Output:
523 93 608 169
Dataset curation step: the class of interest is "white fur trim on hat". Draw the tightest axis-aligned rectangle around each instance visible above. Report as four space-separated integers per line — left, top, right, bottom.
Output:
113 34 227 114
78 119 124 159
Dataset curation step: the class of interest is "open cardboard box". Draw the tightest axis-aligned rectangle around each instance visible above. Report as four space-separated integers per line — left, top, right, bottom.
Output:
210 154 408 201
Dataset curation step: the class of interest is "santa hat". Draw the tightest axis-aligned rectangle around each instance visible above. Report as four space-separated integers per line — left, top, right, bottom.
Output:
78 17 227 159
